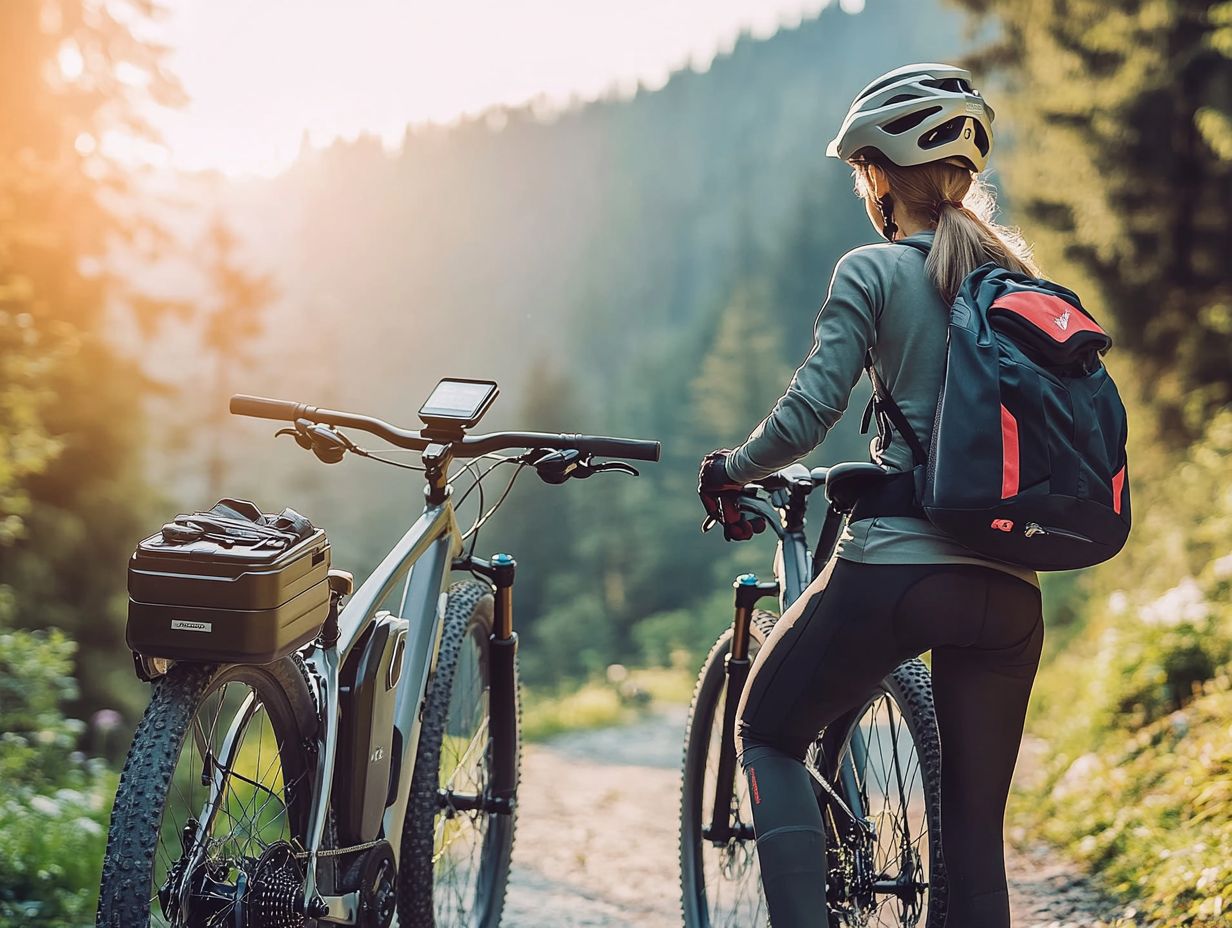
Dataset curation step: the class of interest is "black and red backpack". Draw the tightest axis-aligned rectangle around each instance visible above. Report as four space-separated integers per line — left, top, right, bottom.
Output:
867 245 1131 571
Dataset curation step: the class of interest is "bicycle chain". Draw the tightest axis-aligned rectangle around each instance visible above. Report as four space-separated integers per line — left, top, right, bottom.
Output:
292 838 385 859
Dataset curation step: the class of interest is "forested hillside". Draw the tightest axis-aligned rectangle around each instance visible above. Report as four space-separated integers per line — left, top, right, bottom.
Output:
142 0 965 685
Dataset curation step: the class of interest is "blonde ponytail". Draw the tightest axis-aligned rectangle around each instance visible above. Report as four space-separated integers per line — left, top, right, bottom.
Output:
854 160 1038 303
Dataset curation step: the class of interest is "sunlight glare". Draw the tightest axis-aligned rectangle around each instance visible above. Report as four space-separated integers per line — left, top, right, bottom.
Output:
151 0 841 177
58 40 84 80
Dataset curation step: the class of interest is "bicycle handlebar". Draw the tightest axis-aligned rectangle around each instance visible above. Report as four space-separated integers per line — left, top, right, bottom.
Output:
230 394 662 462
230 395 301 421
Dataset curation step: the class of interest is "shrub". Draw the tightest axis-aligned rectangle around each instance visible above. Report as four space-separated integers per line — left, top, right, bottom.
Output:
0 630 114 925
1015 408 1232 926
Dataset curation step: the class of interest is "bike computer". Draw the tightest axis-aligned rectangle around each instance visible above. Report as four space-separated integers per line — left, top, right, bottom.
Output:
418 378 499 432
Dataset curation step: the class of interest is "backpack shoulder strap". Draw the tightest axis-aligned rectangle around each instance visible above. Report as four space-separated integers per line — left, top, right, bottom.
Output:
860 237 932 467
864 351 929 467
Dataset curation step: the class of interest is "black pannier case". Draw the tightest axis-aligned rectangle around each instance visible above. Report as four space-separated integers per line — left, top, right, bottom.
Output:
127 517 331 664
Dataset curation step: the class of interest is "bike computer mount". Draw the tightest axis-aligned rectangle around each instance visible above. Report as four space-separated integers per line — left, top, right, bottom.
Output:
418 378 499 437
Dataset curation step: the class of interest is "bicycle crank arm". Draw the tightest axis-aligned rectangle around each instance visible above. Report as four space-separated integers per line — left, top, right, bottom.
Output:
316 892 361 924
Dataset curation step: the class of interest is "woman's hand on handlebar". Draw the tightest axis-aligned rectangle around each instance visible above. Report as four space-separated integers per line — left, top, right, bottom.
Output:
698 450 767 542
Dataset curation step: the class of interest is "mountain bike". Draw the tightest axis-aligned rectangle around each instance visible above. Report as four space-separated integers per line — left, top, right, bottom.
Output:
96 378 659 928
680 462 945 928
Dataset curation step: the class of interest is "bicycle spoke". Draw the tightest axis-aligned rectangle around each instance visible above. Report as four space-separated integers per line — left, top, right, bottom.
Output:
432 627 495 927
694 646 767 928
832 687 931 927
147 678 301 928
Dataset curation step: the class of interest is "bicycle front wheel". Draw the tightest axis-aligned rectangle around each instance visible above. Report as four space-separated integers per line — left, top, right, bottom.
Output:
398 579 518 928
679 610 778 928
816 658 946 928
96 657 327 927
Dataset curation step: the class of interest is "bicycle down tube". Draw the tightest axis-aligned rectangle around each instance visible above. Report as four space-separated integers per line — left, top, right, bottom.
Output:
303 490 461 919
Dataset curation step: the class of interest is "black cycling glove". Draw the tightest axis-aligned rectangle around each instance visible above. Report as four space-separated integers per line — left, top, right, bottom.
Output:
698 450 766 542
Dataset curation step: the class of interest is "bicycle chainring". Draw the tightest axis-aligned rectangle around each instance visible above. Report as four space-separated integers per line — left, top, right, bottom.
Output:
356 840 397 928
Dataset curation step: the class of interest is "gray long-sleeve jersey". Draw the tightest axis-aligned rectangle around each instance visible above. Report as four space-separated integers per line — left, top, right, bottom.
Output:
725 231 1036 585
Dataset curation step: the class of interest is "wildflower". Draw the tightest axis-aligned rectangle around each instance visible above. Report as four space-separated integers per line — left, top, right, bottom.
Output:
1139 577 1208 627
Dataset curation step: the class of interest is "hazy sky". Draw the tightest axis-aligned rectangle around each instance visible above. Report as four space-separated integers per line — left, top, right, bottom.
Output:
151 0 866 176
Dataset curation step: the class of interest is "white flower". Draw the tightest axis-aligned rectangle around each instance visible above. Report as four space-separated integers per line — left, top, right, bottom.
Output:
1211 553 1232 580
1139 577 1208 627
1107 590 1129 615
29 795 60 816
74 816 103 836
1052 752 1102 800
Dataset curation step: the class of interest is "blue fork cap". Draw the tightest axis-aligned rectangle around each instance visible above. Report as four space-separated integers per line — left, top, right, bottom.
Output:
492 553 514 566
736 572 759 586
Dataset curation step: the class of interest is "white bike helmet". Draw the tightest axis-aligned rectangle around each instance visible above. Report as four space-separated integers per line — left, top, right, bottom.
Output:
826 63 994 171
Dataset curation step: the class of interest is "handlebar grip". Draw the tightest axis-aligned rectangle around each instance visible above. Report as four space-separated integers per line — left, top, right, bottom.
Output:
230 394 301 421
578 436 662 462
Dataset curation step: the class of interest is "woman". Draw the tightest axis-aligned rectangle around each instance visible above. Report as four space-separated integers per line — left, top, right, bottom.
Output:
698 63 1044 927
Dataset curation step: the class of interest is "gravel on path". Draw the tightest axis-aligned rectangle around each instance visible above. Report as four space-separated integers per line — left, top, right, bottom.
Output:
503 710 1139 927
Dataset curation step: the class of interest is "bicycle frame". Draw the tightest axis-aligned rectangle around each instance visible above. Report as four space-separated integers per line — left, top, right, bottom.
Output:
702 463 874 848
702 467 812 845
303 468 519 922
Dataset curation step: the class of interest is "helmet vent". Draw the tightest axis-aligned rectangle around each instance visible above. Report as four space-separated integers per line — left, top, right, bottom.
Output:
858 74 913 102
883 106 942 136
884 93 922 106
973 120 991 155
919 115 967 149
921 77 973 93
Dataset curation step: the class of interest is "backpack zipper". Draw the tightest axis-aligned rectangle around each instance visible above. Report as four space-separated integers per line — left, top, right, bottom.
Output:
1023 522 1092 543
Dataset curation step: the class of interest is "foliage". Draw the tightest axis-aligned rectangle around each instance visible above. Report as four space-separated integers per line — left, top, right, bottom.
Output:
0 0 185 719
0 629 114 924
199 215 278 498
0 314 65 549
1013 408 1232 925
521 665 694 742
522 681 634 743
1019 679 1232 927
948 0 1232 438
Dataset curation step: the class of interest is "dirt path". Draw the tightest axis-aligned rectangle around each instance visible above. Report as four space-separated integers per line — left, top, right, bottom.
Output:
503 710 1138 927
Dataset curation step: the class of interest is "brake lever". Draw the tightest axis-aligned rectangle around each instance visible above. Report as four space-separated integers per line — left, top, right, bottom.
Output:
275 419 349 464
575 460 639 478
528 449 640 484
276 422 313 451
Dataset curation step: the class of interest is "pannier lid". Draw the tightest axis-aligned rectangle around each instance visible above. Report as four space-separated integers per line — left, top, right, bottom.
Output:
135 499 325 567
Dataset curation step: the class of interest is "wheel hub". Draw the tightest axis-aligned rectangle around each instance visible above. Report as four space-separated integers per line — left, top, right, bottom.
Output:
158 835 308 928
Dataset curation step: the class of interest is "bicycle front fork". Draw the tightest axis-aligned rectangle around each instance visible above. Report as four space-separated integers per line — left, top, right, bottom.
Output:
456 552 520 815
704 572 779 844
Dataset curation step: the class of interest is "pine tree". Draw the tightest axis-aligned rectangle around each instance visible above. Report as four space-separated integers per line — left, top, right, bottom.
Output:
951 0 1232 437
200 215 277 498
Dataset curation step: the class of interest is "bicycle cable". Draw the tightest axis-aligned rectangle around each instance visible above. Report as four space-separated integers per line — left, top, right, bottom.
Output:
296 425 525 557
462 462 528 557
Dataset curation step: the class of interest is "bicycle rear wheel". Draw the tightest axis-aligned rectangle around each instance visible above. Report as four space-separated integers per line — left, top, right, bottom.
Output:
679 610 778 928
815 658 945 928
96 657 327 927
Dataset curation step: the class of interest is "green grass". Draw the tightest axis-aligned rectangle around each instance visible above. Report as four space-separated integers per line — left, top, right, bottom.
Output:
1012 673 1232 927
521 665 696 742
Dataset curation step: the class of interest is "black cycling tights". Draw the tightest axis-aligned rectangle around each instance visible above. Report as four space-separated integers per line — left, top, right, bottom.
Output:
736 559 1044 928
